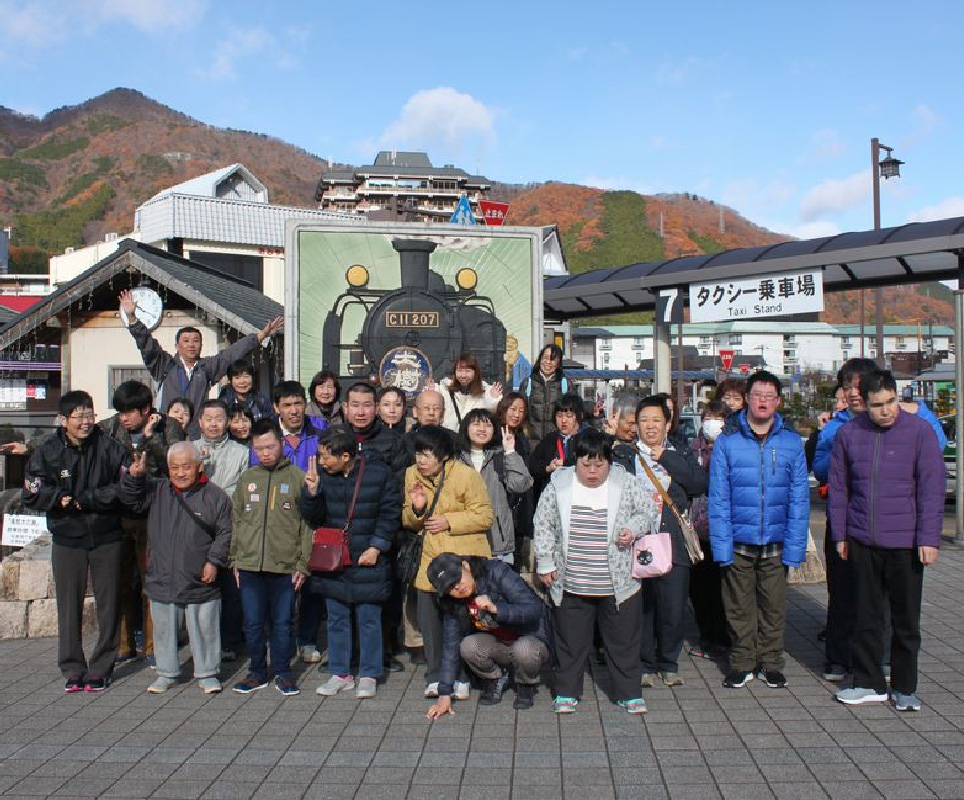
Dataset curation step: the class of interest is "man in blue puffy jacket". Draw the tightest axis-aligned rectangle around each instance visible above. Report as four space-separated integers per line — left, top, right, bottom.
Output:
709 371 809 690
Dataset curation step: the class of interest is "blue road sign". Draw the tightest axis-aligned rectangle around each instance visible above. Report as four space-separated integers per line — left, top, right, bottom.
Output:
450 194 476 225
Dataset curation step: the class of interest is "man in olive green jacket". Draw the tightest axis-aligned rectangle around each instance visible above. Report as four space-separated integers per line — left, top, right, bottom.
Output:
230 419 313 696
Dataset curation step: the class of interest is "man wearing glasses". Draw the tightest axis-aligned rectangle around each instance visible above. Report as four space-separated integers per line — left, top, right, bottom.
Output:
22 391 130 693
708 371 809 690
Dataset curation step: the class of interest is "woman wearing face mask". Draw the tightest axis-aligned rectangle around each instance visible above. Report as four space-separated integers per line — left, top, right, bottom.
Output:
687 401 730 659
613 396 708 687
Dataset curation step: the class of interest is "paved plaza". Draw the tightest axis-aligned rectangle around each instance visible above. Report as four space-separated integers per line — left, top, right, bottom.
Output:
1 512 964 800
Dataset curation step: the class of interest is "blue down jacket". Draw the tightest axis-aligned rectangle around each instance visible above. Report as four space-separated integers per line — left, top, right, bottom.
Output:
708 410 809 567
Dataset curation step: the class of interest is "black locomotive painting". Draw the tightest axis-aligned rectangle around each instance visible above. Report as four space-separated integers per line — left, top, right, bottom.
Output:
322 238 507 386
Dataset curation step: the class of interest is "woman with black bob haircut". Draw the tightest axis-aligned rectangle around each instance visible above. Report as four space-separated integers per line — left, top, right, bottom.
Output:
401 425 493 700
457 408 534 564
533 427 661 715
529 393 586 503
425 553 550 717
613 395 708 688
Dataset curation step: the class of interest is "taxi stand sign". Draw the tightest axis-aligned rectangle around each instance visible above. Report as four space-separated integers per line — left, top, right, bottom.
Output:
688 268 824 323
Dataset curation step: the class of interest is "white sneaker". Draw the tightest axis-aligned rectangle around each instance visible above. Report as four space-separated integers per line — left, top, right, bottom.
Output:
355 677 377 699
147 676 175 694
423 682 439 698
316 674 355 696
198 677 222 694
454 681 471 700
301 645 324 664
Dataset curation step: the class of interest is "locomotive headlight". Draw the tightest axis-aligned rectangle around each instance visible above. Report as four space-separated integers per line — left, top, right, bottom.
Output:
456 268 478 291
346 265 369 288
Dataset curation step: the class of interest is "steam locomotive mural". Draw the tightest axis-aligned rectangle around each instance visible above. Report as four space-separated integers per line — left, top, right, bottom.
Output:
321 238 507 392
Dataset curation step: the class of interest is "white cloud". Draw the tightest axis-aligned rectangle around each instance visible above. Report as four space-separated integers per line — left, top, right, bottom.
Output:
722 176 796 213
907 196 964 223
901 103 942 148
655 57 703 86
378 88 497 155
93 0 207 30
581 175 653 195
202 27 276 81
799 168 870 221
0 0 206 44
566 45 588 61
807 128 846 160
788 221 841 239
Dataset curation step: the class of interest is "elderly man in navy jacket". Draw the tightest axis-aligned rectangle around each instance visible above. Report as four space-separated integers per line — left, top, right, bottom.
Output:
709 371 809 691
830 369 945 711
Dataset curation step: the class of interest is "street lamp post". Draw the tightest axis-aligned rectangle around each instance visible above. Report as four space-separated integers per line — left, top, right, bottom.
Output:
870 138 904 368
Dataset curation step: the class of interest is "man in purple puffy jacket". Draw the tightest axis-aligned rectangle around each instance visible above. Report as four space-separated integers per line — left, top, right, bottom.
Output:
829 369 945 711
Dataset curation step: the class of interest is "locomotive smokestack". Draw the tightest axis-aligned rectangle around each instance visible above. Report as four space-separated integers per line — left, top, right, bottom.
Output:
392 239 436 290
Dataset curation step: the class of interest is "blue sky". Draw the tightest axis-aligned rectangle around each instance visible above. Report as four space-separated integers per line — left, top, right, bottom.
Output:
3 0 963 239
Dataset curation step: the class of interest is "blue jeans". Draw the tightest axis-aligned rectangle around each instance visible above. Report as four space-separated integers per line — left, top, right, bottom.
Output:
238 571 295 681
326 598 383 680
297 590 324 648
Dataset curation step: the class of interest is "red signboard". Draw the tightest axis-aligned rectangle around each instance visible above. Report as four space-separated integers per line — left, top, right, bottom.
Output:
719 349 734 371
479 200 510 226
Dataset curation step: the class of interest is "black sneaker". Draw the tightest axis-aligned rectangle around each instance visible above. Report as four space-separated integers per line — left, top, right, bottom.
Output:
513 684 536 710
758 669 787 688
383 657 405 674
84 677 108 693
64 678 85 693
480 670 509 705
722 670 753 689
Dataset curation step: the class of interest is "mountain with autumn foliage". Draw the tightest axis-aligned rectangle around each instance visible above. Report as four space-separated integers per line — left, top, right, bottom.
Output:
501 182 953 325
0 88 952 325
0 88 333 266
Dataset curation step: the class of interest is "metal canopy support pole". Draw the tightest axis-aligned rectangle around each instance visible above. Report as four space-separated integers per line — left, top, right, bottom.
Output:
955 270 964 545
654 322 672 395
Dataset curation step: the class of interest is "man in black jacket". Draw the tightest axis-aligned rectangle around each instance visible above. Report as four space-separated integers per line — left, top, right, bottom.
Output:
121 442 232 694
340 381 407 672
22 390 129 692
99 380 184 666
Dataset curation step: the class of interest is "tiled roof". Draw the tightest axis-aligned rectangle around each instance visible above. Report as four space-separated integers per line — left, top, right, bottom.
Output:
0 240 282 347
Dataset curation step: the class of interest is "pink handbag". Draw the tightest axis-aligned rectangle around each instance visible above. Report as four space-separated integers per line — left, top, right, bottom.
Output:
631 532 673 579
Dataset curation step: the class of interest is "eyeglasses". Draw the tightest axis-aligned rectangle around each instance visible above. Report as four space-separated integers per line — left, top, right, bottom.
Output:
748 393 779 403
68 412 96 422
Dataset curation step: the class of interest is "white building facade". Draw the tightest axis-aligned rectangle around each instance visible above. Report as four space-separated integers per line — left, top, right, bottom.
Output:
576 321 953 376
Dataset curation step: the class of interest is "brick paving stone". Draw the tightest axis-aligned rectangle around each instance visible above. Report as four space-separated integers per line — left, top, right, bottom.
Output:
772 783 829 800
871 781 937 800
719 785 777 800
821 781 884 800
199 782 261 800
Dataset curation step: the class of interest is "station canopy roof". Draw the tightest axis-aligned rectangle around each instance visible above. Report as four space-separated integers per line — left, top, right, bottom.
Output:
544 216 964 320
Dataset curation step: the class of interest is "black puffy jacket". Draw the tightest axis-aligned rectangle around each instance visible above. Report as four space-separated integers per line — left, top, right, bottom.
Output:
299 455 400 604
22 427 129 548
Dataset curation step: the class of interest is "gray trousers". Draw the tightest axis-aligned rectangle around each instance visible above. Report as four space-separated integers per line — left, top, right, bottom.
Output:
416 590 467 684
51 540 123 682
150 598 221 680
722 553 787 672
460 633 548 685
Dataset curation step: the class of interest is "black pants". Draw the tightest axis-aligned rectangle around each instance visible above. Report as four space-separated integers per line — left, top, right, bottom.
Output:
416 590 467 685
51 539 123 682
823 519 854 668
848 538 923 695
641 564 690 672
553 591 643 702
689 544 729 649
218 568 244 652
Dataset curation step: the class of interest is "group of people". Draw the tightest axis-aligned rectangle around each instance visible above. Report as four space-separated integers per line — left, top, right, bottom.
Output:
20 297 946 716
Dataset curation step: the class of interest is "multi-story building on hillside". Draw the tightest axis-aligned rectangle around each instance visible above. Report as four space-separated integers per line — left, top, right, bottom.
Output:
315 151 492 220
573 322 954 378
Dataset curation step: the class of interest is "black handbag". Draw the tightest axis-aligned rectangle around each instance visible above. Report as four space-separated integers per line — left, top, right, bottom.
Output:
397 463 446 586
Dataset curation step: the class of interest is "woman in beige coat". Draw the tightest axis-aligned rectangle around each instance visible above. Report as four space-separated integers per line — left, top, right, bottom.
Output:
402 426 492 699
